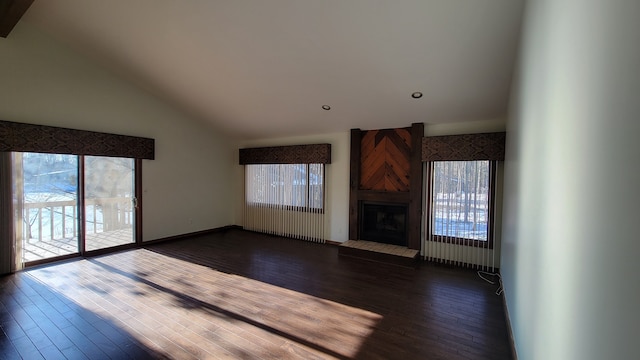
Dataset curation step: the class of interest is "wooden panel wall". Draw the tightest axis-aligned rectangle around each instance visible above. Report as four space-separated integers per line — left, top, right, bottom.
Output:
408 123 424 251
349 123 423 250
359 128 411 192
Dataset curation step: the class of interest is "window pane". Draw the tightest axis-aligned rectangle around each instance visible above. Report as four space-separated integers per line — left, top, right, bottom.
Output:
309 164 323 209
15 152 79 262
281 164 306 207
84 156 135 251
245 163 324 210
432 160 489 241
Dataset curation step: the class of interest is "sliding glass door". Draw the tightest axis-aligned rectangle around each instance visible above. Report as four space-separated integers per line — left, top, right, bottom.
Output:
12 153 138 266
84 156 135 251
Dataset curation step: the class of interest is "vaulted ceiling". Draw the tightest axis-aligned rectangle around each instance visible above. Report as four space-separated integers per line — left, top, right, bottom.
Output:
20 1 524 139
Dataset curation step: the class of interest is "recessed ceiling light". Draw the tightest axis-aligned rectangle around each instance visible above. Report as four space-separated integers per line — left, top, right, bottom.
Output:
411 92 423 99
322 105 331 110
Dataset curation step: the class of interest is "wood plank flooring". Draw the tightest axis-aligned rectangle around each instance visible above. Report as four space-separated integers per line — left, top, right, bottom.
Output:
0 229 512 359
22 229 134 263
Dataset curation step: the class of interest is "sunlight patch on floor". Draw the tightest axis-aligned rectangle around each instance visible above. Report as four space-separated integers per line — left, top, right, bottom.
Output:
27 249 382 359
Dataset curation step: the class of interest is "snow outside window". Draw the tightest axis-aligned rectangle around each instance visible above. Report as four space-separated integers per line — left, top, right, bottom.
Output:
431 160 491 241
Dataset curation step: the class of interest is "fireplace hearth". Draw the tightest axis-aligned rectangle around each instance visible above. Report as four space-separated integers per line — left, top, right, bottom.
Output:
360 202 408 246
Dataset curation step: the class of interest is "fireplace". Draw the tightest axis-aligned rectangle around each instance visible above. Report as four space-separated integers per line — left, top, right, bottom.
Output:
359 202 408 246
349 124 423 250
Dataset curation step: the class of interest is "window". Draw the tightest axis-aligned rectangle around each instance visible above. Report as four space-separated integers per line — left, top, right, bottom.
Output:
246 164 324 210
429 160 494 244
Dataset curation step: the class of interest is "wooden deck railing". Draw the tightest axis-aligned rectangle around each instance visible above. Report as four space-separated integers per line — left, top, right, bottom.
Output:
23 197 133 242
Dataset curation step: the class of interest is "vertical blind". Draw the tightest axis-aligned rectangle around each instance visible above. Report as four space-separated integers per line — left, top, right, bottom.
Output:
424 160 497 271
243 164 325 243
0 153 14 274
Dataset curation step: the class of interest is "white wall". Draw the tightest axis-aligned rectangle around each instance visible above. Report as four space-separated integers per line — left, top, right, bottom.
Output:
423 118 506 137
501 1 640 359
0 23 236 242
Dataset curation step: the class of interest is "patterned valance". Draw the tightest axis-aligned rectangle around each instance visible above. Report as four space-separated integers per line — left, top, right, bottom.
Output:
0 120 155 160
422 132 506 161
239 144 331 164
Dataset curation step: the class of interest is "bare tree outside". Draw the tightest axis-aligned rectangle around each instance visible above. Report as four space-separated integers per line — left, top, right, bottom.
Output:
432 160 490 241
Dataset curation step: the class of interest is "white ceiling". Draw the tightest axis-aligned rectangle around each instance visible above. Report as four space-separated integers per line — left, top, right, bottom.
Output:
23 0 524 140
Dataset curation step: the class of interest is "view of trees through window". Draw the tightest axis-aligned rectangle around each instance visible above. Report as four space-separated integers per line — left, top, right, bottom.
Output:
20 153 79 243
431 160 490 241
246 164 324 210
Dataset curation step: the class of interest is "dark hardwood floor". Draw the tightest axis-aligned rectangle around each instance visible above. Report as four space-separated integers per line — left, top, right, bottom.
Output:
0 229 512 359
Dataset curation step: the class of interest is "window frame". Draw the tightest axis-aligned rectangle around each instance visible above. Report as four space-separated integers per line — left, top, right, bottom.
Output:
426 160 497 249
245 163 325 213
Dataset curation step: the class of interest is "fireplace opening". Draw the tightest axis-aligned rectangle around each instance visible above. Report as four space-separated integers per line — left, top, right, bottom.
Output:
360 202 408 246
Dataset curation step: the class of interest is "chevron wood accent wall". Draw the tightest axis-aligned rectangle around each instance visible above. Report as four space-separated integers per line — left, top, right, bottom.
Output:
349 123 424 250
359 128 412 192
